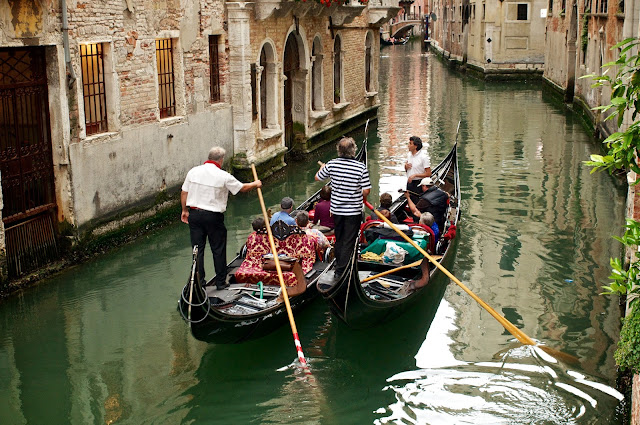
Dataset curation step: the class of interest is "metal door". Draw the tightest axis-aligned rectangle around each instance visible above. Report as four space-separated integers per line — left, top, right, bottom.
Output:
0 47 57 276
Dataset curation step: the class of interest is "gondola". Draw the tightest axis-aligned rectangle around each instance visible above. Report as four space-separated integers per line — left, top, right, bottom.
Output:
380 36 408 46
177 134 368 343
317 142 460 328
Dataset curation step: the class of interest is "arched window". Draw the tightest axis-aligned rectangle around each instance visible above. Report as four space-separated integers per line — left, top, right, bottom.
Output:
312 37 323 111
365 32 373 92
260 48 268 129
257 43 278 131
333 36 342 104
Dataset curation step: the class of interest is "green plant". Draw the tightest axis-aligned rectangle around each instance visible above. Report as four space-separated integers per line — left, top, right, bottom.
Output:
584 38 640 178
602 218 640 305
615 303 640 373
581 14 589 56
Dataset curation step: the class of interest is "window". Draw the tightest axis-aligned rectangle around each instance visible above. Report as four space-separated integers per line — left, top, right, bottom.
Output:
256 43 278 131
311 37 323 111
333 36 342 104
585 0 592 11
209 35 221 103
549 0 553 12
597 0 608 13
365 33 373 92
260 48 268 128
156 38 176 118
80 43 108 135
507 3 529 20
517 3 528 20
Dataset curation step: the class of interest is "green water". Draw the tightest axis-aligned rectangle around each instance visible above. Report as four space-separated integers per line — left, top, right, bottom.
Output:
0 42 626 424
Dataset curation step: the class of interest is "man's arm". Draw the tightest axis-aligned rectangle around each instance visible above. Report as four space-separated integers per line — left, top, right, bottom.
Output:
180 191 189 223
315 161 326 181
405 192 421 218
408 166 432 182
362 188 371 203
239 179 262 192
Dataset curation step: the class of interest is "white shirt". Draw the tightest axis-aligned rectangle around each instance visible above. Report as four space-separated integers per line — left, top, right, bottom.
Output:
182 163 243 212
406 150 431 182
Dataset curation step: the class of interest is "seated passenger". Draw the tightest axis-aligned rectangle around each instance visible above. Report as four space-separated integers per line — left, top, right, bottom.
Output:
363 209 413 245
405 177 448 231
270 197 296 226
370 192 399 223
419 212 439 242
312 186 334 235
296 211 330 251
235 216 317 297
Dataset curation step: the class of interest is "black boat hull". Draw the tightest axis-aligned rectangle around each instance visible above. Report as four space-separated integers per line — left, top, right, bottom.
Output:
318 143 460 328
178 130 369 343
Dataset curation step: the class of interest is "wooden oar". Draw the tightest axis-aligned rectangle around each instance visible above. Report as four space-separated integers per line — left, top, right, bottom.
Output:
362 255 443 283
252 164 310 371
364 201 579 363
362 260 422 282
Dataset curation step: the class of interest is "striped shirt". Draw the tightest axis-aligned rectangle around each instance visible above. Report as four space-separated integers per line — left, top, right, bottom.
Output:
316 157 371 216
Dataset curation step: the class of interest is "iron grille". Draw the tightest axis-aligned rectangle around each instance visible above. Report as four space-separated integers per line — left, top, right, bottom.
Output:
156 39 176 118
5 213 57 277
80 43 108 135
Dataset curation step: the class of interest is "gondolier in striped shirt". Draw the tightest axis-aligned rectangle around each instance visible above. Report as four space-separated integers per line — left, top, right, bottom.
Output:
315 137 371 277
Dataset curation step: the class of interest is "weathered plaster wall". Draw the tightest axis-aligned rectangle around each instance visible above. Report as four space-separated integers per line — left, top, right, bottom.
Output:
68 108 233 227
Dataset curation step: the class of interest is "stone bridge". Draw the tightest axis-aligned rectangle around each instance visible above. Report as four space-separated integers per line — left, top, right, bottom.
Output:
389 17 423 38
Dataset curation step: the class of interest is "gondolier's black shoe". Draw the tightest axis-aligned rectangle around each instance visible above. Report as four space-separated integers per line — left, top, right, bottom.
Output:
216 282 230 290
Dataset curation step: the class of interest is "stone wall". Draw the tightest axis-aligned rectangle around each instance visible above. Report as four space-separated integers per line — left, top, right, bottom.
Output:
0 0 235 232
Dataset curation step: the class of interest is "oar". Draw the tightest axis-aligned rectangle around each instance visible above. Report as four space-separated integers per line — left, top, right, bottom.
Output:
364 200 579 363
362 255 443 283
251 164 310 371
362 260 422 282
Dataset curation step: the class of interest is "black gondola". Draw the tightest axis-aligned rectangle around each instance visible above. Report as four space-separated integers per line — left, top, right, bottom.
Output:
317 142 460 328
380 36 408 46
178 134 368 343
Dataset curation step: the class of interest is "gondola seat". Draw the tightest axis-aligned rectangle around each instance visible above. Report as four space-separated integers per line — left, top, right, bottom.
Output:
235 230 317 287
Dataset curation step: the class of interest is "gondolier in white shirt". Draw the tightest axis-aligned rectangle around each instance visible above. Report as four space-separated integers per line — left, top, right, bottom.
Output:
315 137 371 278
405 136 431 201
181 146 261 290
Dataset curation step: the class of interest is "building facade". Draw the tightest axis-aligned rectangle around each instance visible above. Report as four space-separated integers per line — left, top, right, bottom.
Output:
428 0 547 76
0 0 398 280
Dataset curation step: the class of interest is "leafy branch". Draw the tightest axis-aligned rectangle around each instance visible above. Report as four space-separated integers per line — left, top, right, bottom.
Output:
583 38 640 180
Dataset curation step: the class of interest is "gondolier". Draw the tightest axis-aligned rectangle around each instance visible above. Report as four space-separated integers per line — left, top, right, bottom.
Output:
405 136 431 200
315 137 371 277
181 146 261 290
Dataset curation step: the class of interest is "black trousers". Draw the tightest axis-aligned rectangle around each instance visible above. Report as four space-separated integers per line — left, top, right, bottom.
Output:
188 209 227 285
333 214 362 276
407 179 421 203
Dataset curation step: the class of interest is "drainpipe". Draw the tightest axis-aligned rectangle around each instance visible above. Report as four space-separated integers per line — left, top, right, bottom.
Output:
61 0 76 87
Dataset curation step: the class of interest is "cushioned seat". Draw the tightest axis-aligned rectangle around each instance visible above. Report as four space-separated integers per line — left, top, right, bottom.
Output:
235 232 317 286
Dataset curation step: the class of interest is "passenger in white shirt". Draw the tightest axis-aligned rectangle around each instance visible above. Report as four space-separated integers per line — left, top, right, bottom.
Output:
405 136 431 201
181 146 261 290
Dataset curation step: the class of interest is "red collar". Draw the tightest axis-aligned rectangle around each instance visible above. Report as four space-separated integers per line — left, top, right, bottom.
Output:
204 160 221 168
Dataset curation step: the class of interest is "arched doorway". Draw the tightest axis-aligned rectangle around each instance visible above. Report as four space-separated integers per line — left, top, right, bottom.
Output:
283 34 300 150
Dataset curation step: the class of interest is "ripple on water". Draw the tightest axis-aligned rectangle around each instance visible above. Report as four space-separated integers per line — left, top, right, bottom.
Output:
377 352 622 425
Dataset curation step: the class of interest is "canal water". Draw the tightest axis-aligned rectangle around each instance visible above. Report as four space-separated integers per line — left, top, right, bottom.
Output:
0 42 627 424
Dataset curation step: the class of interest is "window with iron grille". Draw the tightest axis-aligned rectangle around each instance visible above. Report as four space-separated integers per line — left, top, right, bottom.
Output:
599 0 608 13
156 39 176 118
209 35 221 103
517 3 528 20
80 43 108 135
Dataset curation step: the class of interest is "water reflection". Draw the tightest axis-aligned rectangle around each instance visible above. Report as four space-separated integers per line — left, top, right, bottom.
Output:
0 41 627 424
377 301 623 424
